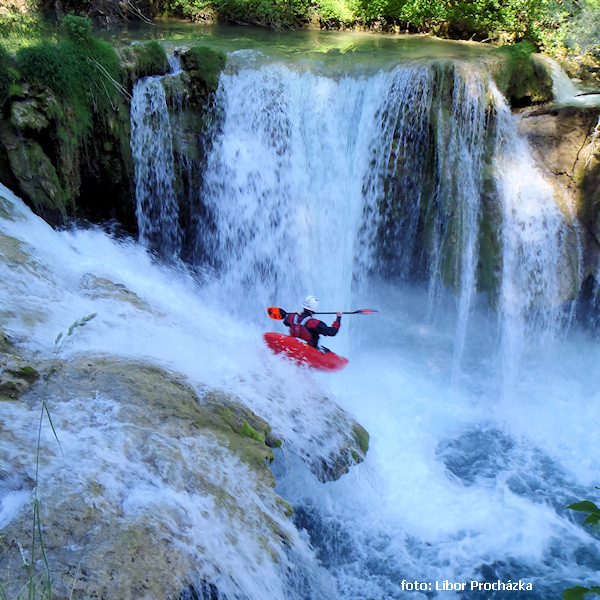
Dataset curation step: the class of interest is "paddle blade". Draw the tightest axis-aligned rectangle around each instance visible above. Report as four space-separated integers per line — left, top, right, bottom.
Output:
267 307 287 320
354 308 379 315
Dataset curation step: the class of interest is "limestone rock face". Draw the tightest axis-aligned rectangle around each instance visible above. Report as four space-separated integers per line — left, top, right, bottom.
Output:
518 105 600 277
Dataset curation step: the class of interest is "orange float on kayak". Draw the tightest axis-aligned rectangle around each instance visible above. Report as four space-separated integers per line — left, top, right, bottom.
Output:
263 332 349 372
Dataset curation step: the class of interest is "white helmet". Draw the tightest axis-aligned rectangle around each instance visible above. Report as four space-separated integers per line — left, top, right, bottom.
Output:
302 294 319 312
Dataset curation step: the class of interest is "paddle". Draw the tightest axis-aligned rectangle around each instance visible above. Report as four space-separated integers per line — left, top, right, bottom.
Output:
267 307 379 320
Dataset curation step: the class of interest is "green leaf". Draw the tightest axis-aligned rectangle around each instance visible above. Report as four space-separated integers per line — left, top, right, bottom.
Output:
567 501 600 515
584 513 600 526
563 586 600 600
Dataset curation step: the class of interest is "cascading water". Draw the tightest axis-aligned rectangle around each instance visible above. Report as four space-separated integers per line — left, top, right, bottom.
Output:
130 69 182 255
2 33 599 600
491 84 580 396
197 64 391 318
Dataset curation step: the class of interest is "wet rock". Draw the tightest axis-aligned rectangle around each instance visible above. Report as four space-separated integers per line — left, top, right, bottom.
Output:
293 405 369 483
0 122 69 217
0 353 40 400
0 354 297 598
0 349 368 598
10 98 50 131
518 105 600 281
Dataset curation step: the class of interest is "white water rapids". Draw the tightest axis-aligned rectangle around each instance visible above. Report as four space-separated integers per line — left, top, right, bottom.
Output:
2 46 600 599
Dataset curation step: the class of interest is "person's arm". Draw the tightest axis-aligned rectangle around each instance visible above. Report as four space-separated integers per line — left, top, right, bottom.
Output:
313 311 342 337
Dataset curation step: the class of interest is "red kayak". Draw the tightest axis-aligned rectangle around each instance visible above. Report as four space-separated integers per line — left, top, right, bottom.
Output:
263 332 349 372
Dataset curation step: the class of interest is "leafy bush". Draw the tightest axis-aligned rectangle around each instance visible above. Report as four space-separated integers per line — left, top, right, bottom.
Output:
163 0 214 20
60 12 94 44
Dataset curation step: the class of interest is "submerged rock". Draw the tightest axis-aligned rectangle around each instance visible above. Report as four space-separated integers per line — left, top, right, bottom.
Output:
79 273 151 311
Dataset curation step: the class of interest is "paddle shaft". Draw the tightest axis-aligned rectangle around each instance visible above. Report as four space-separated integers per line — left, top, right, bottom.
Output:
313 311 369 315
267 307 378 320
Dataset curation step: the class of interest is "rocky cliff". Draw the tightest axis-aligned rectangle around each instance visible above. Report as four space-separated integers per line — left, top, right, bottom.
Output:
518 105 600 308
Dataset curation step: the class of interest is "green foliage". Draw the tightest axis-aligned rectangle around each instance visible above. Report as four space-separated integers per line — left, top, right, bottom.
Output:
563 501 600 600
16 16 121 140
163 0 214 20
318 0 356 25
563 586 600 600
166 0 311 27
60 13 93 44
533 0 599 56
567 500 600 527
0 44 18 106
0 9 54 53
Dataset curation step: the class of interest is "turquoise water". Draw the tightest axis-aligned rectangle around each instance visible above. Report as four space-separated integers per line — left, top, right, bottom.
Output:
99 22 496 73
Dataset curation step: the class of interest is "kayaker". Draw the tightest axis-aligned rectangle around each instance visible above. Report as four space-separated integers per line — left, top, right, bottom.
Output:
283 294 342 351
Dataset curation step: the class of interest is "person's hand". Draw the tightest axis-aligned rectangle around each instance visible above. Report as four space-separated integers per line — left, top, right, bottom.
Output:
336 310 343 317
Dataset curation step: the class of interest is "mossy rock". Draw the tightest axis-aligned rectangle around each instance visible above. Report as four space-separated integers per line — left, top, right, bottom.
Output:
0 121 70 218
486 43 553 108
352 423 369 455
10 97 50 131
46 356 278 480
119 41 169 91
79 273 150 311
0 329 12 354
180 46 226 107
0 354 40 401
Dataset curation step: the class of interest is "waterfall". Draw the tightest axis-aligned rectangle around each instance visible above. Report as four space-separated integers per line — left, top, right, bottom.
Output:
196 65 388 317
196 61 499 334
130 57 581 370
491 84 580 395
130 74 182 256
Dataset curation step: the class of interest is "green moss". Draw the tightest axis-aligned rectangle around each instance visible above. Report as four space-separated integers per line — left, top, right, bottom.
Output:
239 420 266 443
180 46 226 106
135 41 169 76
17 366 39 381
118 41 169 92
0 44 18 105
8 83 22 98
352 423 369 455
488 42 552 106
16 16 122 141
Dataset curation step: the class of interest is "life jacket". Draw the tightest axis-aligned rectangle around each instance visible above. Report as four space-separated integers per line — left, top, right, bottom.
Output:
288 314 313 343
